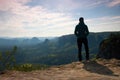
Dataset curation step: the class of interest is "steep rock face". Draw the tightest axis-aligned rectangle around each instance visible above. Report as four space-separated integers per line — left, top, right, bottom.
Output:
97 33 120 59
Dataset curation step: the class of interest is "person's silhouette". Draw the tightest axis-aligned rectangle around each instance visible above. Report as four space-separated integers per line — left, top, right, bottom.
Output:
74 17 89 61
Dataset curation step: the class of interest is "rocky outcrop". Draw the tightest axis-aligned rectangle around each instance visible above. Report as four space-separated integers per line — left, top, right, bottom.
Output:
97 33 120 59
0 59 120 80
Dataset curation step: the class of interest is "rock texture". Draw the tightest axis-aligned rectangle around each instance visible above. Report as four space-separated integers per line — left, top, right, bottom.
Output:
97 33 120 59
0 59 120 80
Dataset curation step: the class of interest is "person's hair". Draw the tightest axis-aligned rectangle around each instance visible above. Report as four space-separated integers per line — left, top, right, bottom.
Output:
79 17 84 24
79 17 84 22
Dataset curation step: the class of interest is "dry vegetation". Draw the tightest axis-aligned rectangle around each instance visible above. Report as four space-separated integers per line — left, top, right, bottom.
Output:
0 59 120 80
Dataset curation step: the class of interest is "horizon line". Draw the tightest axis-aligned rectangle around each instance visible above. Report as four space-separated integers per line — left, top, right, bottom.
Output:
0 31 119 38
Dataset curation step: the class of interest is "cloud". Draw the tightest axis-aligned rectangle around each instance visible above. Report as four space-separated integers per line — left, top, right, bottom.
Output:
35 0 119 12
86 16 120 32
0 0 120 37
107 0 120 7
0 0 31 11
0 0 76 37
27 0 109 12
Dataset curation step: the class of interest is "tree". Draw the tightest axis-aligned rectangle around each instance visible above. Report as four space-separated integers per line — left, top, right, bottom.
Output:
0 46 17 71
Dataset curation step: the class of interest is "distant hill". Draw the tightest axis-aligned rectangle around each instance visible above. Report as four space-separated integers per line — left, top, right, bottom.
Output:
0 31 120 65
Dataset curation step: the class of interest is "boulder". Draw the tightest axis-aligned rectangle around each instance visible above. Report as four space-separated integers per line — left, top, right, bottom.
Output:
97 33 120 59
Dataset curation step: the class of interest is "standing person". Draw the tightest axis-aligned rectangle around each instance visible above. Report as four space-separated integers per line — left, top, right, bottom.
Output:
74 17 89 61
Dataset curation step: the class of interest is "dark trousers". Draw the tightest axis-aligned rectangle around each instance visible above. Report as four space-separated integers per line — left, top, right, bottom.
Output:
77 38 89 61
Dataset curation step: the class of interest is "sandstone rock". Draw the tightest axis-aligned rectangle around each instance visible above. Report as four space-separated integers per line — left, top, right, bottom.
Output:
97 33 120 59
0 59 120 80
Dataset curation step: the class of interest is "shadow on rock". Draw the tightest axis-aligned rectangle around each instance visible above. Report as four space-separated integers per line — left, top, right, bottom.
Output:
83 61 118 76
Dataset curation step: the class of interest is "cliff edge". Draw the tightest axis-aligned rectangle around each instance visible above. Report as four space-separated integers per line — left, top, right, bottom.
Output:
97 33 120 59
0 59 120 80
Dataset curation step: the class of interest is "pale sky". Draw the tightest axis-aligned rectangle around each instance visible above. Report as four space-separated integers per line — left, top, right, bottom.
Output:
0 0 120 37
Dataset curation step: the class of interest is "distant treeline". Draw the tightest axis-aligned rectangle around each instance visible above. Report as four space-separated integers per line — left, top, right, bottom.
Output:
0 32 119 65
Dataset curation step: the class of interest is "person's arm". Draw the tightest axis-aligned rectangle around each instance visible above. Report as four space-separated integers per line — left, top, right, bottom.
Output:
85 25 89 36
74 25 78 36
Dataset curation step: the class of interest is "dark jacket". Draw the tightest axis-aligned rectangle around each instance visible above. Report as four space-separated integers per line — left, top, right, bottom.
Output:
74 23 89 38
